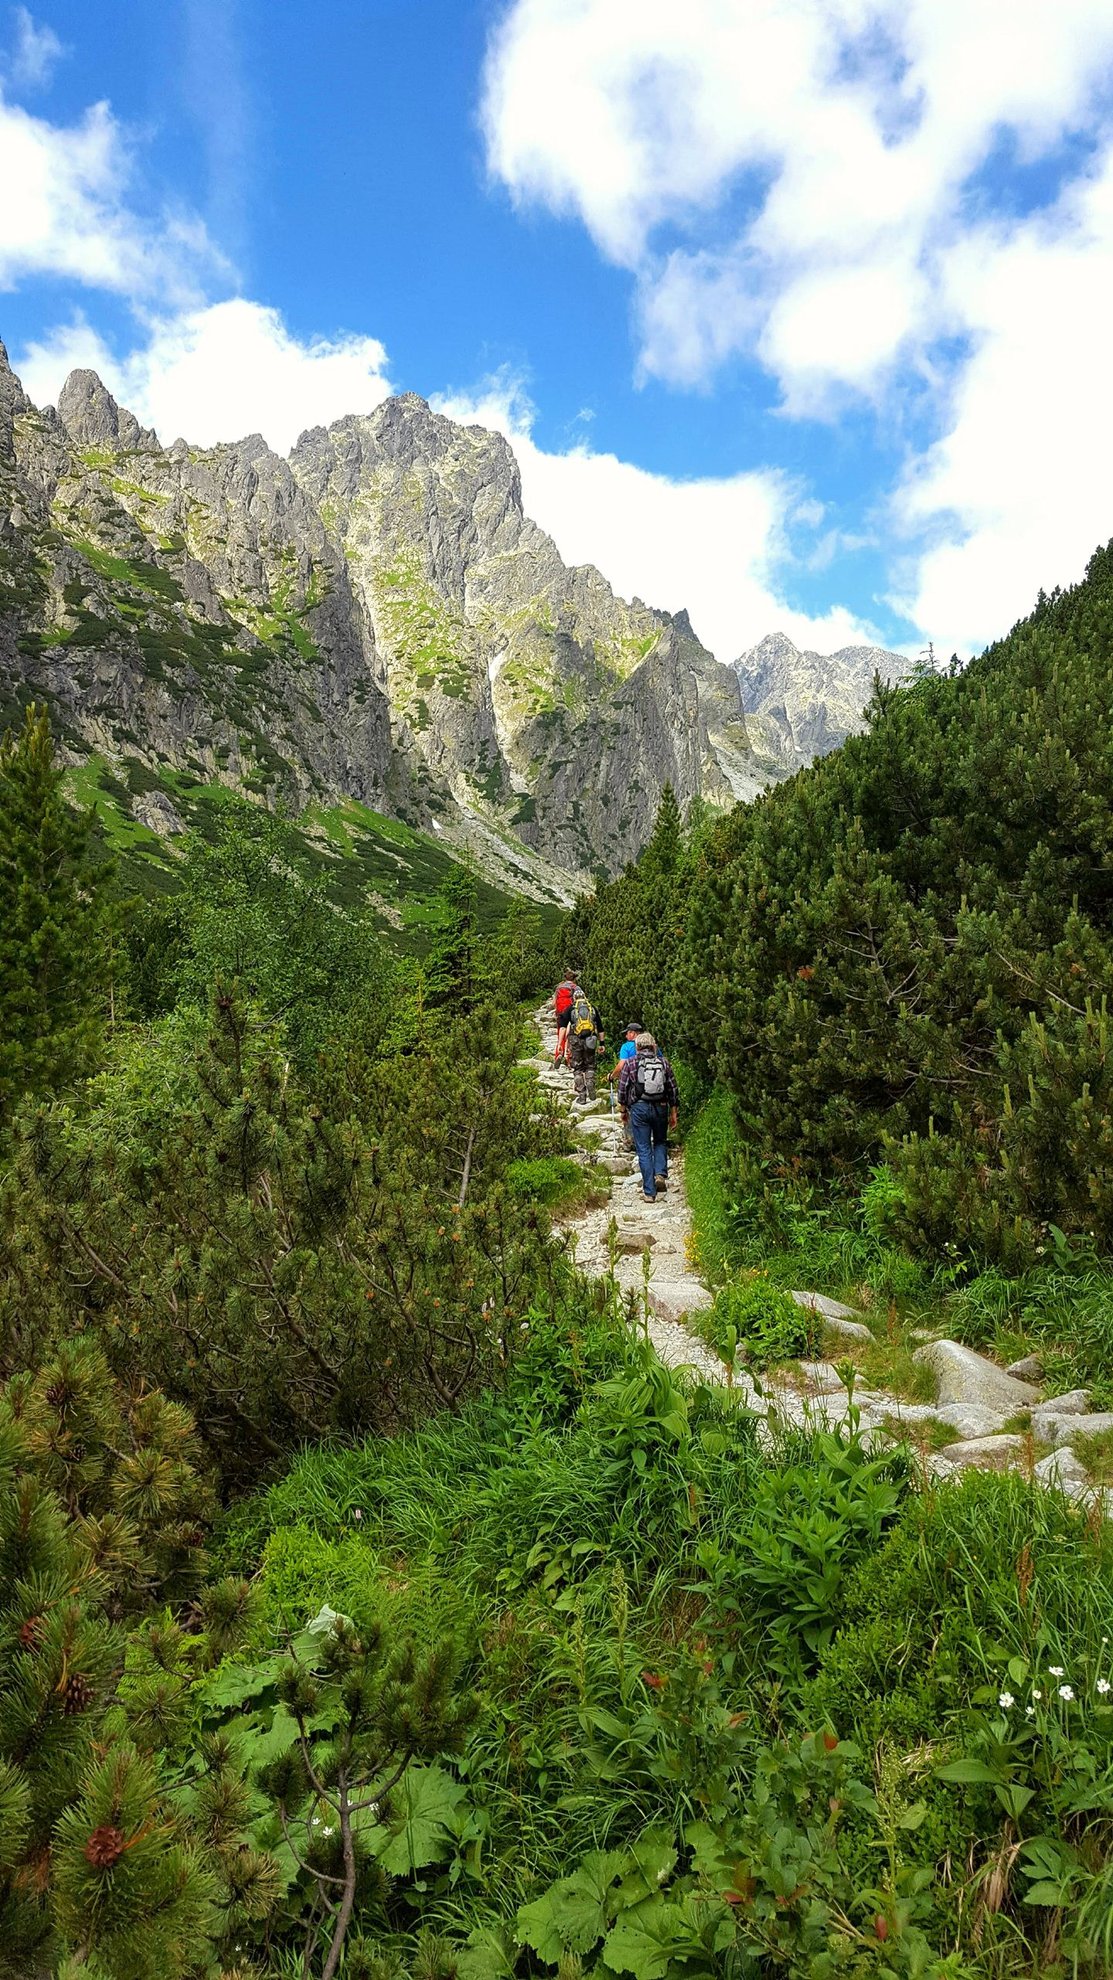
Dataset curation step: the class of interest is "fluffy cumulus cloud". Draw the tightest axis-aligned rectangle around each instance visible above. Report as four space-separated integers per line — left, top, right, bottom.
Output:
434 373 879 660
0 82 223 301
484 0 1113 647
18 299 393 454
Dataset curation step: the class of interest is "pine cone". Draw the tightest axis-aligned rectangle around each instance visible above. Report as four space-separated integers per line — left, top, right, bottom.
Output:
84 1824 126 1868
62 1672 94 1715
44 1381 69 1410
19 1615 44 1650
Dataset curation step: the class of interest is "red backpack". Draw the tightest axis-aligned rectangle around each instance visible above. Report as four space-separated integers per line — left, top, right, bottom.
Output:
555 981 576 1019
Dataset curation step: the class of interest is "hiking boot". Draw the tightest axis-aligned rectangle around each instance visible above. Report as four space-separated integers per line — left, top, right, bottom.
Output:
655 1178 668 1194
642 1190 657 1203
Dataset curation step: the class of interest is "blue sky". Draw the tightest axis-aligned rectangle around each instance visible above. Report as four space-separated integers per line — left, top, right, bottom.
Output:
3 0 1113 662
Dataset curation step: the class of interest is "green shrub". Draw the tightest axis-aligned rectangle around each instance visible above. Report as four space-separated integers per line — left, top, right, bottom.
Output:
704 1275 821 1368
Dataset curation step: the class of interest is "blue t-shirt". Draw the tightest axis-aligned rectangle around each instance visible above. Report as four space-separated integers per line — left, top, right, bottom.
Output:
619 1040 637 1061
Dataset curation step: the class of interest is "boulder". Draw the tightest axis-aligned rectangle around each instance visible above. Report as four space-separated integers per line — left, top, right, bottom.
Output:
1034 1448 1090 1490
912 1340 1039 1413
1006 1353 1046 1381
791 1291 873 1342
935 1434 1027 1474
1036 1389 1091 1415
935 1402 1014 1439
1031 1408 1113 1448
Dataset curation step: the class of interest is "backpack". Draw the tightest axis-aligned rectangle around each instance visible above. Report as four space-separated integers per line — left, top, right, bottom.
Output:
635 1053 668 1101
572 995 597 1041
555 981 575 1018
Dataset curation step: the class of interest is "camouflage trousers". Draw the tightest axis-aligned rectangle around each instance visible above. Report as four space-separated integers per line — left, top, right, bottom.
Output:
568 1035 597 1103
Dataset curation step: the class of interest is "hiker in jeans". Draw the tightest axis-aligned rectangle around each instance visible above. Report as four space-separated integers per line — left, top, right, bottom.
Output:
618 1031 679 1202
567 990 604 1105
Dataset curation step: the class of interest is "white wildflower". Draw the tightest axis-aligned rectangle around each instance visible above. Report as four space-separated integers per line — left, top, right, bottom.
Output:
352 1508 363 1521
998 1691 1015 1709
1059 1685 1075 1701
1032 1689 1042 1700
1098 1679 1111 1695
1026 1706 1035 1718
1049 1665 1065 1677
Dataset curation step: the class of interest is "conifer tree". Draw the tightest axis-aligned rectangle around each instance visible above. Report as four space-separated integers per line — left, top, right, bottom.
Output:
0 706 112 1134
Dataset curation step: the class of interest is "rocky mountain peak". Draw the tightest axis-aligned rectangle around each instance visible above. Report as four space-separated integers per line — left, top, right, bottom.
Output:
735 628 908 774
57 368 160 455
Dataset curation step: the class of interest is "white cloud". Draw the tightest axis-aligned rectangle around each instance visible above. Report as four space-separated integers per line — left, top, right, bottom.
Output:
894 155 1113 655
434 372 882 661
0 85 224 300
18 298 394 454
6 7 66 91
484 0 1113 406
484 0 1113 648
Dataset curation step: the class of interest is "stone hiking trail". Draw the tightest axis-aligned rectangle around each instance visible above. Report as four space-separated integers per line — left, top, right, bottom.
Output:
525 1004 1113 1515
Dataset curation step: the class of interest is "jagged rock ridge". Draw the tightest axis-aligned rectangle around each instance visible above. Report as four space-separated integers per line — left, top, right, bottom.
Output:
0 343 765 891
736 630 908 775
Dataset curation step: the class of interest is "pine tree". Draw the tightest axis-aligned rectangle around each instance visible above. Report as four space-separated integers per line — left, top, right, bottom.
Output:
0 707 113 1134
424 870 480 1013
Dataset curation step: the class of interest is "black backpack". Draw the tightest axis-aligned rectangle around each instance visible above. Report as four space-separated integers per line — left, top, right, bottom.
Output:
635 1053 667 1101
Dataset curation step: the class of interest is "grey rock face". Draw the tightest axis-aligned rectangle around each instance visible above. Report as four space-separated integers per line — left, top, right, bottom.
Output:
1 355 768 889
912 1340 1040 1412
790 1290 873 1340
1005 1353 1046 1381
736 630 908 775
57 369 160 454
290 394 759 875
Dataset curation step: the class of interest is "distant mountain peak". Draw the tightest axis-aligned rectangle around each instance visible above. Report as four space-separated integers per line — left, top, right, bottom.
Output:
735 630 907 773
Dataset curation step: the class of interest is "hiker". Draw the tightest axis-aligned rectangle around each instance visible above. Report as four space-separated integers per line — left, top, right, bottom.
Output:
567 988 604 1106
618 1031 679 1203
552 971 578 1065
609 1020 641 1148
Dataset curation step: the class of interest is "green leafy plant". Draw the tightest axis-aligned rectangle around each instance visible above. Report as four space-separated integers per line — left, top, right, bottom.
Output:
703 1276 821 1370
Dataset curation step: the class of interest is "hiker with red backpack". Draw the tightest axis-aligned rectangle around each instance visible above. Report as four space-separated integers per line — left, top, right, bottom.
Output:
552 972 578 1065
617 1031 679 1203
567 988 605 1106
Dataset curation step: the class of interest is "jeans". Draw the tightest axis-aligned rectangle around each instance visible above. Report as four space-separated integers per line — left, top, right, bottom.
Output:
629 1099 669 1198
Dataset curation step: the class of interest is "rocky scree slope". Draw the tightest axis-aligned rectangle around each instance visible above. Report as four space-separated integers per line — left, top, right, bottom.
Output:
736 629 908 775
0 343 762 890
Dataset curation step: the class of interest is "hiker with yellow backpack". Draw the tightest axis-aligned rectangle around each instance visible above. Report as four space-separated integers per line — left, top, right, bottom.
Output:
567 987 605 1106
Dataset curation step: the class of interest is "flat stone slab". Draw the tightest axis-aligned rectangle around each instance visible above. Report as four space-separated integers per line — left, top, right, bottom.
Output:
1032 1408 1113 1448
648 1279 714 1323
794 1359 848 1395
912 1340 1040 1412
936 1434 1028 1473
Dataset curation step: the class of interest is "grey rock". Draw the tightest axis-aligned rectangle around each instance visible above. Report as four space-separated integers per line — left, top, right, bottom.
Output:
934 1402 1013 1437
647 1278 714 1324
1037 1389 1092 1415
1031 1408 1113 1448
934 1434 1028 1473
1005 1353 1046 1381
57 369 160 454
132 788 185 836
735 630 908 776
912 1340 1040 1412
1034 1447 1090 1489
795 1359 848 1394
791 1290 873 1341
